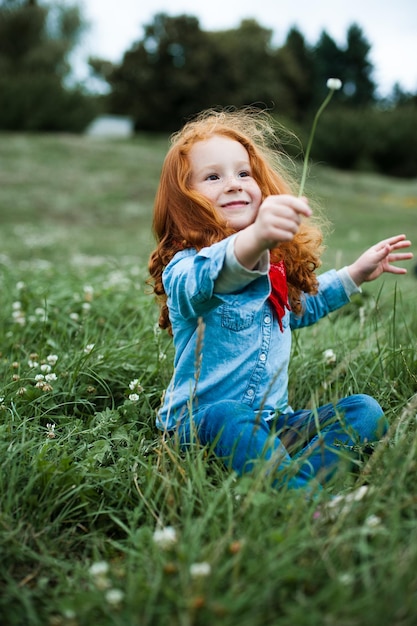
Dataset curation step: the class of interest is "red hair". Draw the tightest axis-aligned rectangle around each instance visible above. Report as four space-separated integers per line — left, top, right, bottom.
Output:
148 108 324 333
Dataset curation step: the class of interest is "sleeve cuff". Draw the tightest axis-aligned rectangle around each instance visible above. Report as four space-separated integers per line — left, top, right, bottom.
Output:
214 236 269 294
337 266 362 298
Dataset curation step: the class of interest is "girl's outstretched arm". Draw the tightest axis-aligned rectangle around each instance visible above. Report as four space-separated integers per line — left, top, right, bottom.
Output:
347 234 413 286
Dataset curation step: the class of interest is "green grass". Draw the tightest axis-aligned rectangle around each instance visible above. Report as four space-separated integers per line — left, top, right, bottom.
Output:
1 133 417 626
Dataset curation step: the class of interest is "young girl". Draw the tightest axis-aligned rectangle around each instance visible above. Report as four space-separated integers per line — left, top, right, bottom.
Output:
148 108 412 493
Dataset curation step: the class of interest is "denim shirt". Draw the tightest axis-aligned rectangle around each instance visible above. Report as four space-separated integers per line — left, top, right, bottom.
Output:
156 234 359 432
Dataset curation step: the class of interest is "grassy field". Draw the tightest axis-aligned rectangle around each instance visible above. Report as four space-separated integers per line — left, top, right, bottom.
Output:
1 133 417 626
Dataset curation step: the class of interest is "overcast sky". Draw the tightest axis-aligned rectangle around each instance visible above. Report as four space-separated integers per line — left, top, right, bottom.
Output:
76 0 417 96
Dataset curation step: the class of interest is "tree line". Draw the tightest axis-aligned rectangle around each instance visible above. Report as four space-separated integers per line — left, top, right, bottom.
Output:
1 1 417 176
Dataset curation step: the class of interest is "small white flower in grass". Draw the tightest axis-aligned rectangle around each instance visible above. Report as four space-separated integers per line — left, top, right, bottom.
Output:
16 281 26 290
323 349 336 365
83 285 94 302
46 423 56 438
46 354 58 365
338 572 354 586
153 526 177 550
45 373 57 382
190 562 211 578
105 588 124 606
84 343 95 354
128 393 140 402
40 363 52 373
89 561 110 577
69 312 80 322
129 379 144 394
35 374 45 382
365 514 381 528
28 359 39 369
12 301 22 310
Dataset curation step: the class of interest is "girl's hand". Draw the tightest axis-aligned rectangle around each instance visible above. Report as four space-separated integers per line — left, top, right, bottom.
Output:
253 194 312 249
234 195 312 270
347 234 413 286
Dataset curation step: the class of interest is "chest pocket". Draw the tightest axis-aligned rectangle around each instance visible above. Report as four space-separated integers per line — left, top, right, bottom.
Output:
220 302 255 331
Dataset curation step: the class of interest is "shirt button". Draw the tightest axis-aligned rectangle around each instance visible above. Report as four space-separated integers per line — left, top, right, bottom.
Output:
264 315 271 324
247 389 254 397
260 353 266 361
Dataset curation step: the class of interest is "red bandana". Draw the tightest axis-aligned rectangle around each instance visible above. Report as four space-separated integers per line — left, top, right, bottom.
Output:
268 260 290 331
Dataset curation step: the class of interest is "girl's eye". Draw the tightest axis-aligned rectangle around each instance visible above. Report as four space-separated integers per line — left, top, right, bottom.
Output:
206 174 219 181
238 171 250 178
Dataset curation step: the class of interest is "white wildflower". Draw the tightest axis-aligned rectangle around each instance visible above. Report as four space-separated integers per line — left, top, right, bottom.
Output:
69 312 80 321
83 285 94 302
190 562 211 578
129 379 143 394
323 348 337 365
105 588 124 606
46 354 58 365
82 302 91 313
35 374 45 382
45 373 57 382
12 301 22 310
128 393 140 402
84 343 95 354
40 363 52 373
365 514 381 528
16 281 26 290
152 526 177 550
338 572 354 585
89 561 110 577
326 78 343 90
28 359 39 369
46 423 56 438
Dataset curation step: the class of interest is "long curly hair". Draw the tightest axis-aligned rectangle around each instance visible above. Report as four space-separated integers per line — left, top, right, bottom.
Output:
148 108 325 333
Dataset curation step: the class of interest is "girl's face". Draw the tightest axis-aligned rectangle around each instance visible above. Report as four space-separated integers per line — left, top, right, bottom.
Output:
189 135 262 231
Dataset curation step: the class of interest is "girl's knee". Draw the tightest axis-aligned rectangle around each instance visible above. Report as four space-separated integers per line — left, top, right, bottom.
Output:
337 393 388 442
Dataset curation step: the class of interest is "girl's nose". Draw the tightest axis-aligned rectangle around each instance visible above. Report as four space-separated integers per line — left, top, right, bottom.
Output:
225 176 242 191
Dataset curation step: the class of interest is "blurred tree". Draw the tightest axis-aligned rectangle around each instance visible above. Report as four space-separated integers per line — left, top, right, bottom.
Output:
105 13 221 131
0 0 97 131
343 24 376 105
276 27 316 120
210 19 281 107
313 25 376 105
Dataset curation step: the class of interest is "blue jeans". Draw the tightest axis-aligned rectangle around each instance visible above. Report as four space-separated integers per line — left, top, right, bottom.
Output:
175 395 388 491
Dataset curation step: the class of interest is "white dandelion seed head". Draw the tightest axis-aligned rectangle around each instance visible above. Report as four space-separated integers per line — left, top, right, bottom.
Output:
190 562 211 578
89 561 110 577
153 526 177 549
105 588 124 606
326 78 342 90
323 349 337 365
365 514 381 528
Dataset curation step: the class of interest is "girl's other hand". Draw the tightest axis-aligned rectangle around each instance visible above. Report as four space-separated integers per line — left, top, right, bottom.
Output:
347 234 413 286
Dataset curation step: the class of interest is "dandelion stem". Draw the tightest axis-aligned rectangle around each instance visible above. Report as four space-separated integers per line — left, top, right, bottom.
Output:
298 88 337 197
